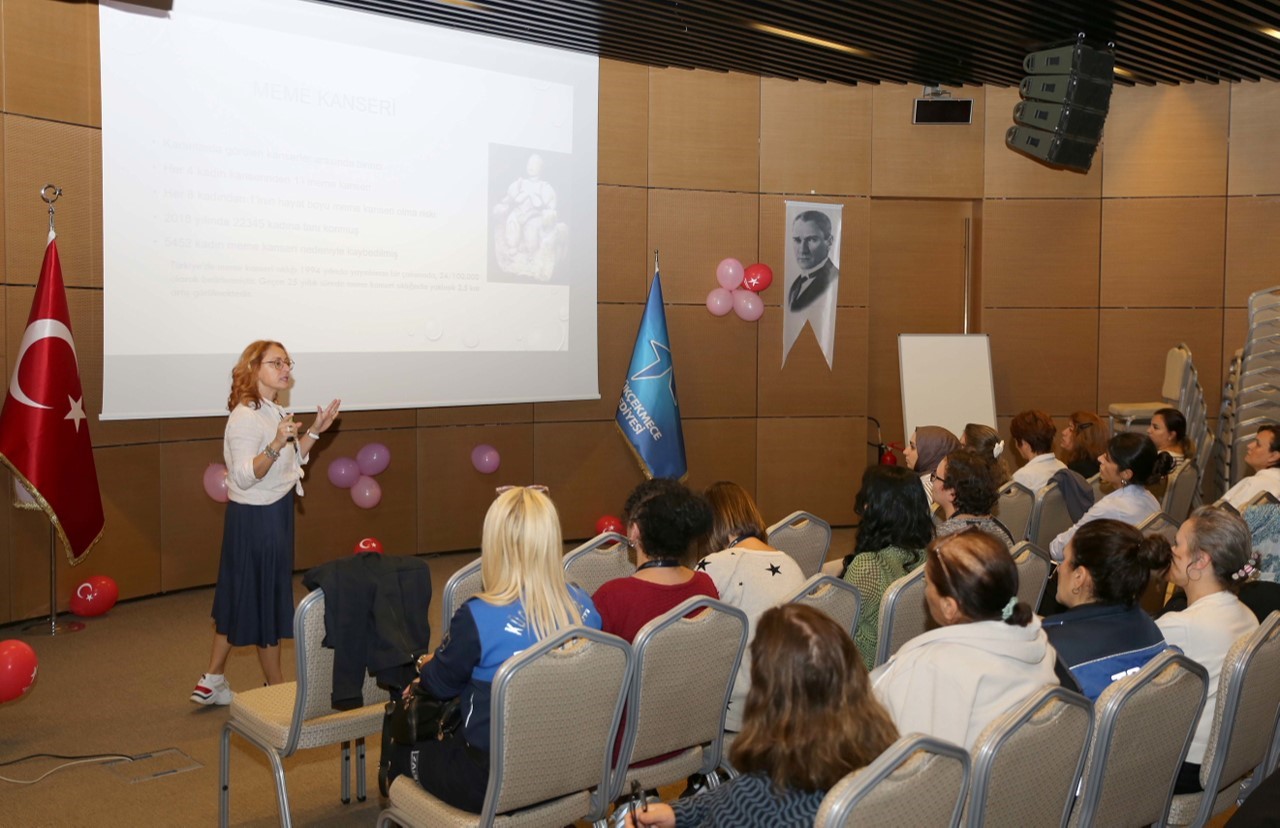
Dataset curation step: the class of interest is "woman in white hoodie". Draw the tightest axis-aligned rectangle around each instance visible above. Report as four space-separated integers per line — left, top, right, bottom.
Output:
871 528 1058 749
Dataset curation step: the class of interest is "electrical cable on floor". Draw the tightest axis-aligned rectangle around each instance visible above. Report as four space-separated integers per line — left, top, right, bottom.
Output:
0 752 135 785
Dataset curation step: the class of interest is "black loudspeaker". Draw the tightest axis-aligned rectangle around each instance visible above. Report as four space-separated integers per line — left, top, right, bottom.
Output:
1009 41 1114 173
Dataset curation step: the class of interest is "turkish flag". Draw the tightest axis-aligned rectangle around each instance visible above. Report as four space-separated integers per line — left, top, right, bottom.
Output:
0 231 104 563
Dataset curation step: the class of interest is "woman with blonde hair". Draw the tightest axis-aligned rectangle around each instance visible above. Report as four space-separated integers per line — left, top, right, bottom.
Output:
190 340 340 704
386 486 601 813
628 604 899 827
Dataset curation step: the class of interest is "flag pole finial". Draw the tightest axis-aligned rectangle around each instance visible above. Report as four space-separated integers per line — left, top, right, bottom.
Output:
41 184 62 234
653 249 659 272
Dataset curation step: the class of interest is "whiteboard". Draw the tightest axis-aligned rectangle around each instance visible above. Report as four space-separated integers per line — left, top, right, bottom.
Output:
899 334 997 441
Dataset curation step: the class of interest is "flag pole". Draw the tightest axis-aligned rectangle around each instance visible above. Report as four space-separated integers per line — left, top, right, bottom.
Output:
18 184 85 636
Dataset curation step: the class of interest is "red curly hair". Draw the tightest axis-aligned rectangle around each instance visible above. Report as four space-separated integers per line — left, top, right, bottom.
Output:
227 340 287 411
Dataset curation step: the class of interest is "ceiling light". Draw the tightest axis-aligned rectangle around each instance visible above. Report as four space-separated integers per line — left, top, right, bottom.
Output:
1261 27 1280 40
749 23 870 57
1113 66 1134 78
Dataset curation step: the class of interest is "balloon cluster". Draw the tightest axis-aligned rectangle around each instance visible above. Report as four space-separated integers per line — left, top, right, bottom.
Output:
0 640 38 704
328 442 391 509
706 258 771 321
69 575 119 617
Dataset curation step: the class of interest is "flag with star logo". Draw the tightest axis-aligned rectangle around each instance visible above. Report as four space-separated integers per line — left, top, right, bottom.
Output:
0 231 104 563
616 269 686 479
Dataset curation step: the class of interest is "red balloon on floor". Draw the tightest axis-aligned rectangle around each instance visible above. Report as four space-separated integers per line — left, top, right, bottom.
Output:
0 639 38 703
69 575 120 618
596 515 624 536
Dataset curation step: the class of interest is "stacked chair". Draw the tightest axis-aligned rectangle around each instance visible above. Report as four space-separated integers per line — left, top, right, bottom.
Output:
1215 287 1280 499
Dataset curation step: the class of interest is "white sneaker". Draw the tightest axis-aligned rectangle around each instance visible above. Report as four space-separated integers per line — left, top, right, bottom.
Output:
190 673 234 706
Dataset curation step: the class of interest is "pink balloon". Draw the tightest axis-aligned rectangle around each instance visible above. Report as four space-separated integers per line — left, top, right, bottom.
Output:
356 442 391 476
202 464 229 503
350 475 382 509
716 258 744 291
705 288 733 317
471 444 501 474
327 457 361 489
733 289 764 322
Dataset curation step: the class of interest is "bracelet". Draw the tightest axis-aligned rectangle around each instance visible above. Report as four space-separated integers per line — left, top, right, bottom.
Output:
306 430 321 441
263 445 280 460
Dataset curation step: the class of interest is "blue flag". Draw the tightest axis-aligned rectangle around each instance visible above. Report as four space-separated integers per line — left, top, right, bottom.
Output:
616 271 687 479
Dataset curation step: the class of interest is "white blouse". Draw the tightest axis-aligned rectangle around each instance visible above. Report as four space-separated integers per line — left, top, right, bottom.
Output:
224 399 309 504
1049 484 1160 561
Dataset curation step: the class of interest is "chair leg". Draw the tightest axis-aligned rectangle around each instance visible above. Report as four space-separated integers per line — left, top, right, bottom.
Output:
219 724 232 828
356 737 367 802
266 747 293 828
341 740 352 804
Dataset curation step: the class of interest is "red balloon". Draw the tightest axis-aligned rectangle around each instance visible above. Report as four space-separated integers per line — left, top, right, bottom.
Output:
68 575 120 618
0 639 38 703
742 263 774 293
595 515 624 536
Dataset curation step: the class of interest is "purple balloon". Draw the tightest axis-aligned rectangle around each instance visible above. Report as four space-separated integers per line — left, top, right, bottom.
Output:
350 475 382 509
327 457 361 489
716 258 744 291
705 288 733 317
356 442 391 476
470 444 501 474
733 289 764 322
202 463 229 503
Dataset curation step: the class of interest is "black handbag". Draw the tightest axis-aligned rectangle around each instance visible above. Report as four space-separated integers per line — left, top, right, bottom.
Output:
383 686 462 746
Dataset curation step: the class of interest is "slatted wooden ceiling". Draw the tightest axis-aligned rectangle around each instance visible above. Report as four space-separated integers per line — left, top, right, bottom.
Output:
314 0 1280 86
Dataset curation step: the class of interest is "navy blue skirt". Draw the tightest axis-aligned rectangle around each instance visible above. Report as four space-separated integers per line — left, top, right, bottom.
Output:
212 492 296 647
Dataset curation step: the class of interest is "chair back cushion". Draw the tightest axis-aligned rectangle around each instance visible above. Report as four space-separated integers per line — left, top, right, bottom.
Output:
563 532 634 596
440 557 483 628
996 482 1034 542
786 575 861 638
874 569 927 667
815 735 969 828
767 511 832 578
1199 612 1280 792
1010 542 1050 612
1030 483 1074 551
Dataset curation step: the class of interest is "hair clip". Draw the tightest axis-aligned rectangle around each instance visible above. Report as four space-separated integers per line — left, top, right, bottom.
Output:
1000 596 1018 621
992 440 1005 459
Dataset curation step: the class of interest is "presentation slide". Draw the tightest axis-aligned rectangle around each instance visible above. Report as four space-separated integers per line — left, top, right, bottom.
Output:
100 0 598 419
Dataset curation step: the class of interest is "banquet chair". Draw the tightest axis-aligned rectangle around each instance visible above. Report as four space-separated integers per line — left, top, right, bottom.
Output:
1010 541 1051 612
874 568 927 667
439 556 482 627
814 735 970 828
562 531 632 595
377 627 633 828
785 574 862 638
1028 482 1074 552
965 686 1093 828
219 589 385 828
995 481 1034 542
766 510 832 578
1067 651 1207 828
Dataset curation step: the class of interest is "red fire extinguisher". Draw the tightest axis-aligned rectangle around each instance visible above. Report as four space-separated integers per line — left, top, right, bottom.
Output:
868 417 901 465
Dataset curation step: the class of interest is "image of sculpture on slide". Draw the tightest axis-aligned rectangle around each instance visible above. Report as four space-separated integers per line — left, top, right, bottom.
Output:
489 147 571 283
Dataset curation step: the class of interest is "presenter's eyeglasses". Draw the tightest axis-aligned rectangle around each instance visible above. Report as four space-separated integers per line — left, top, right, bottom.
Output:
262 359 295 370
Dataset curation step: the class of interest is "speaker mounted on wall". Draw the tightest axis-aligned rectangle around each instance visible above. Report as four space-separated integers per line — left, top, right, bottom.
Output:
1007 38 1115 173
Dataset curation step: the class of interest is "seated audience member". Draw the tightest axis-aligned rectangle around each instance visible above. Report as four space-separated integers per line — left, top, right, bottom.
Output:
697 481 805 732
903 425 961 508
1041 519 1170 701
1147 407 1196 469
594 480 717 643
1056 411 1107 479
962 422 1010 485
627 604 899 828
871 529 1057 750
1220 423 1280 511
1050 432 1174 561
1157 507 1260 794
1010 409 1066 494
385 486 600 813
842 465 934 668
933 449 1015 548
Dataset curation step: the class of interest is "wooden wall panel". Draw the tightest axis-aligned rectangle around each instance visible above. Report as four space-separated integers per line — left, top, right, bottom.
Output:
647 189 759 304
983 86 1103 199
1225 196 1280 306
0 469 11 625
759 195 869 308
759 78 871 196
683 417 757 502
1097 308 1223 414
532 420 645 541
417 404 531 428
296 427 417 567
868 200 972 441
2 0 99 127
648 68 760 192
665 304 757 419
1228 82 1280 196
982 199 1101 308
756 417 865 525
5 116 99 288
535 303 640 422
419 423 535 553
158 416 225 443
871 84 985 198
1102 83 1229 198
598 185 649 303
159 439 226 592
1099 198 1226 308
599 59 648 187
758 307 867 417
983 308 1099 416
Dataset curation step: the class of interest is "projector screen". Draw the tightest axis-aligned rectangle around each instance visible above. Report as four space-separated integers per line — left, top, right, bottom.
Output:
99 0 599 419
